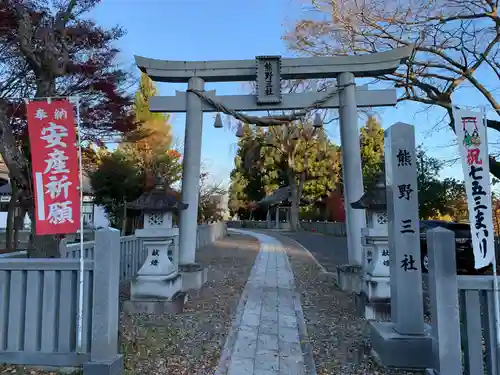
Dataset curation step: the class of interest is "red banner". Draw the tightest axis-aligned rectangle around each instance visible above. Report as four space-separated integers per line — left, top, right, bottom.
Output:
26 99 80 235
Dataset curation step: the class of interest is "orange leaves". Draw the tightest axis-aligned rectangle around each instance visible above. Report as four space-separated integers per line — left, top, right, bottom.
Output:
166 149 181 159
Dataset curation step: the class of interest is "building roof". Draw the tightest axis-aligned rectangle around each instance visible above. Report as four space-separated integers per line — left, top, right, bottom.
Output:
258 186 291 207
257 186 313 207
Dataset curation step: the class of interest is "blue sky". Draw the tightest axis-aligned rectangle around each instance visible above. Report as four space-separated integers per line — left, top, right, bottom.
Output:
89 0 499 188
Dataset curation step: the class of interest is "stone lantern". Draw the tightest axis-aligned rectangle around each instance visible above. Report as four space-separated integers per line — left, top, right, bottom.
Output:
125 176 188 312
351 173 390 320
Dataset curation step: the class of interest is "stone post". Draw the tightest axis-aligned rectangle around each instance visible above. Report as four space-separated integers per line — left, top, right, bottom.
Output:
179 76 205 266
83 227 123 374
427 227 462 374
386 123 424 334
369 122 432 369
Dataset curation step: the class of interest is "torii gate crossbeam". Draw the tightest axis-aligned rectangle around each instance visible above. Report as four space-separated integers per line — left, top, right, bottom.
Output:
135 47 412 82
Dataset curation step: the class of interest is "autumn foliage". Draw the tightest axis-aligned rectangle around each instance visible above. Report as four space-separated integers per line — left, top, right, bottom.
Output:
0 0 137 255
0 0 136 140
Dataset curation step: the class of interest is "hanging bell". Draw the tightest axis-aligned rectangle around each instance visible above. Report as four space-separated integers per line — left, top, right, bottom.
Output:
213 113 223 128
235 123 245 138
313 112 323 128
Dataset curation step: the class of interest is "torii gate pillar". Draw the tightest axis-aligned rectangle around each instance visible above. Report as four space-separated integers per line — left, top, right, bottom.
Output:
338 72 365 266
179 77 204 267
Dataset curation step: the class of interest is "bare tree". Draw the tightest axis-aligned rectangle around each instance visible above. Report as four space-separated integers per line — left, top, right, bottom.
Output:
286 0 500 175
198 172 227 223
243 121 334 231
0 0 135 256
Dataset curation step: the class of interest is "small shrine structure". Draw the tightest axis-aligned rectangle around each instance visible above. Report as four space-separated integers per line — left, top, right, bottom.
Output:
258 186 292 230
124 176 188 313
351 173 390 320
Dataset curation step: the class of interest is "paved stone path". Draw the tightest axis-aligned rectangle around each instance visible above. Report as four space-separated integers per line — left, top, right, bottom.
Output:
217 229 314 375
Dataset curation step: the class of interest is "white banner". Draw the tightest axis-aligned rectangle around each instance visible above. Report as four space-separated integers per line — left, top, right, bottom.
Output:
454 108 494 269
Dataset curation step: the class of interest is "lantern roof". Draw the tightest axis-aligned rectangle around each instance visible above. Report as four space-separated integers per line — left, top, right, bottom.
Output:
128 175 188 213
351 172 387 211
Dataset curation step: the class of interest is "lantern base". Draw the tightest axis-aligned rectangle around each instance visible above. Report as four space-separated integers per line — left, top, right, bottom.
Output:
362 274 391 300
354 291 391 321
336 264 363 293
130 273 182 301
123 292 186 315
179 263 207 292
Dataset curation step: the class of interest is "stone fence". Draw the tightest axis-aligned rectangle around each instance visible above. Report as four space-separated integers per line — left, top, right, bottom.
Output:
1 222 227 283
0 222 227 373
426 227 500 374
226 220 347 236
196 222 228 248
299 221 347 236
0 228 121 371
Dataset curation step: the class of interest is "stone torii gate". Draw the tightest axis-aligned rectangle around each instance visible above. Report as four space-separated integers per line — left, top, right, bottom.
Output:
135 47 412 290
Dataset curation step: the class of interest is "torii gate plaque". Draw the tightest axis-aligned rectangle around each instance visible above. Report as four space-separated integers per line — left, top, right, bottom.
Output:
136 46 413 291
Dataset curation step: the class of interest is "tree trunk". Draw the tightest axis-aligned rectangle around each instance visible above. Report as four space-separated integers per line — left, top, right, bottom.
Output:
287 170 300 232
6 182 19 252
121 199 127 236
13 212 24 252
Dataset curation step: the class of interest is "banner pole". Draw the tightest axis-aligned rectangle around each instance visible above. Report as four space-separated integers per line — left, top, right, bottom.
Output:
484 106 500 347
75 95 85 353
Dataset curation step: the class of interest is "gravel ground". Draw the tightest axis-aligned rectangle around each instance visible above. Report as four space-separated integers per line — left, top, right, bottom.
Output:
280 232 348 274
271 233 425 375
0 234 260 375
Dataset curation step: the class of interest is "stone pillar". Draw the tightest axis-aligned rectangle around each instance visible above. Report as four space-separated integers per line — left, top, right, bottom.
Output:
338 72 365 266
84 227 123 373
335 72 366 294
385 123 424 334
179 76 205 266
370 122 432 370
427 227 462 375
